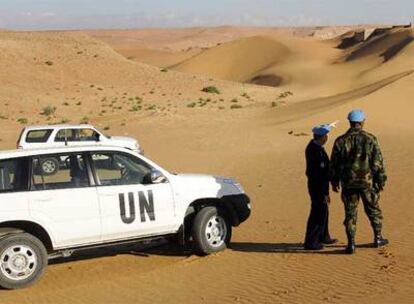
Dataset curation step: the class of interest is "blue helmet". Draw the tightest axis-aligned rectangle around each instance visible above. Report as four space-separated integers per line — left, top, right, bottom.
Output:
312 124 331 136
348 110 365 122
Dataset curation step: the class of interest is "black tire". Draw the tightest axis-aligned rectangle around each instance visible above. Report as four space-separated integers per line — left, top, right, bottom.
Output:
0 233 48 290
40 157 59 176
191 206 232 256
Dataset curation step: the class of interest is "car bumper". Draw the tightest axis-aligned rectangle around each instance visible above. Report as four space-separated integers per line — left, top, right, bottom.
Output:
222 194 251 226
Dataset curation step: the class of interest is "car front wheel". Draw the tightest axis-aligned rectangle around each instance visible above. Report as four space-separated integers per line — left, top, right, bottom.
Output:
0 233 48 290
191 206 232 256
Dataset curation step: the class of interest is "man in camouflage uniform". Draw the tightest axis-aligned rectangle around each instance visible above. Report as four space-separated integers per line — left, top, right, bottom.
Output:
330 110 388 254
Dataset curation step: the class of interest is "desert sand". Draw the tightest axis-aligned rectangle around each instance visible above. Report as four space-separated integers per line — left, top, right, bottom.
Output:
0 25 413 303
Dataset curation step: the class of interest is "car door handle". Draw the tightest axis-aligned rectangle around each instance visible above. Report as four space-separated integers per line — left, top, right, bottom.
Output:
34 197 53 202
99 193 117 197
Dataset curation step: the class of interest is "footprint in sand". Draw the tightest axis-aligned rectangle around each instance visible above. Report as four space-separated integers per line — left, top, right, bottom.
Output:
378 247 394 258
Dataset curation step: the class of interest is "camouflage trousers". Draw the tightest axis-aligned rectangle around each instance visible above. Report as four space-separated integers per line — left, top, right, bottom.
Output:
341 188 383 238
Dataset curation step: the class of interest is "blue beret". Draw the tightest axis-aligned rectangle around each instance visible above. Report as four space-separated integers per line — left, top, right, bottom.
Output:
312 124 331 136
348 110 365 122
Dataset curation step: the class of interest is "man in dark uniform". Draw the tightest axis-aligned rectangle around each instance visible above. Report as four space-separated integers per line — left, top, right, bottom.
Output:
330 110 388 254
304 124 337 250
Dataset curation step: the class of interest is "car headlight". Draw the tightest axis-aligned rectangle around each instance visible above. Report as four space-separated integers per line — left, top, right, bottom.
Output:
219 178 245 193
233 182 245 193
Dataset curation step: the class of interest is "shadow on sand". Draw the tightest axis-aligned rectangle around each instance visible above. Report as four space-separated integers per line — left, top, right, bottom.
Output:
229 242 344 255
49 241 378 265
229 242 376 255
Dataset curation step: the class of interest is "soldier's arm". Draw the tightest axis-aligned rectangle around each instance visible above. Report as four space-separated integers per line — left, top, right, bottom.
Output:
329 140 341 190
371 137 387 190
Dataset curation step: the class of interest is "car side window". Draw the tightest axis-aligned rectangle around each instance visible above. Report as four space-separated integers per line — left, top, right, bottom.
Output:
26 129 53 143
31 154 90 190
79 129 99 141
55 129 76 142
0 158 29 192
91 152 152 186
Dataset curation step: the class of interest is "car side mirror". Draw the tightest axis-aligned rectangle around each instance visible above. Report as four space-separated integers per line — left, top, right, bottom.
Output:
150 169 167 184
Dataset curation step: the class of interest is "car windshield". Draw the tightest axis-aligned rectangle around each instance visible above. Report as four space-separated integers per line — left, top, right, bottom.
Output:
91 128 110 139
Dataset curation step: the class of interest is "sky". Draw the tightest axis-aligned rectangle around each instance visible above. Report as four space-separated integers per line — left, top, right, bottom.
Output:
0 0 412 30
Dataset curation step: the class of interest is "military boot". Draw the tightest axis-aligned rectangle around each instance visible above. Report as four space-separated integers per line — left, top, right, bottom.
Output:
345 232 355 254
374 234 389 248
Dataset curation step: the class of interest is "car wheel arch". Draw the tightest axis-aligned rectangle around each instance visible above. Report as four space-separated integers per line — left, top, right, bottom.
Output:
0 221 54 253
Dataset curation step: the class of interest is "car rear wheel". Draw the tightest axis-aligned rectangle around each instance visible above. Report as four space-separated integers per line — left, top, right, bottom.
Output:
191 206 232 256
0 233 48 290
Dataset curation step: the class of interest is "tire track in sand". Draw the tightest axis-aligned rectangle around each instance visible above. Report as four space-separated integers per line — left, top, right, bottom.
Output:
267 69 414 125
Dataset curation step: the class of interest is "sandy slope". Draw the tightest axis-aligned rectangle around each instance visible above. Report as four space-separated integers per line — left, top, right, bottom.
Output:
168 28 413 96
86 26 358 69
112 46 201 67
172 36 291 82
0 26 413 303
0 30 282 142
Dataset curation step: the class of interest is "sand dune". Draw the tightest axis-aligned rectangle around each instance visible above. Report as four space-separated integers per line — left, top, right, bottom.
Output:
122 27 413 95
338 28 414 62
0 26 413 304
0 30 274 135
113 46 200 67
171 36 291 83
88 26 361 71
85 26 311 52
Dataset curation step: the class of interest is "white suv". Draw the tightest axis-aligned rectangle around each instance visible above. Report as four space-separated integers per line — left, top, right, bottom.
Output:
0 145 250 289
17 124 142 176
